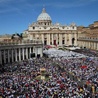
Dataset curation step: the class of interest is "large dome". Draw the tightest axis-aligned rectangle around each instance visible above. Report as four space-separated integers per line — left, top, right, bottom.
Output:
37 8 51 21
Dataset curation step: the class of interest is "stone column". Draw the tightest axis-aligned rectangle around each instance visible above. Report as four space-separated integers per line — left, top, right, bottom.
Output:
94 42 96 50
65 34 67 45
28 48 30 59
51 34 54 45
15 49 17 62
86 42 87 48
59 34 62 46
82 42 84 48
97 43 98 50
30 47 31 54
85 42 86 48
88 42 90 49
74 33 77 46
96 42 97 50
87 42 89 48
68 34 72 46
22 48 24 60
90 42 92 49
47 34 50 45
0 50 2 64
8 50 10 63
93 42 95 50
41 34 44 44
29 47 31 58
19 48 21 61
56 34 58 45
4 50 6 64
12 49 14 62
92 42 93 49
26 48 28 59
33 46 36 56
91 42 93 49
33 46 35 53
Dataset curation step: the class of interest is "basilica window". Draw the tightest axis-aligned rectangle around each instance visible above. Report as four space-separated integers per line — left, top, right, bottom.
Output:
72 26 74 29
33 27 35 29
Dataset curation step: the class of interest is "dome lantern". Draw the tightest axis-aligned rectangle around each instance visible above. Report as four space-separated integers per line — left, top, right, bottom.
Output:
42 8 46 13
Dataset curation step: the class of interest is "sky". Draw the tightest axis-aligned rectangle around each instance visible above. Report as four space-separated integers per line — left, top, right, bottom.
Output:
0 0 98 35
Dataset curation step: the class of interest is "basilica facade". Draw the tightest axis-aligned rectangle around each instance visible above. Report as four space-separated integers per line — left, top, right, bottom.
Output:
23 8 77 47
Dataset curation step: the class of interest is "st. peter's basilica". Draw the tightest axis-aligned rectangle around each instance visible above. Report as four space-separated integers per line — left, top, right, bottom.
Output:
23 8 77 47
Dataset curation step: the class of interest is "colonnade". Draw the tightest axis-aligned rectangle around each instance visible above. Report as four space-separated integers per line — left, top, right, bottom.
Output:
78 41 98 50
0 45 43 65
40 33 77 46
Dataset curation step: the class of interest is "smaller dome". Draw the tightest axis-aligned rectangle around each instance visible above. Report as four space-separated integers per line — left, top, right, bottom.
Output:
37 8 51 21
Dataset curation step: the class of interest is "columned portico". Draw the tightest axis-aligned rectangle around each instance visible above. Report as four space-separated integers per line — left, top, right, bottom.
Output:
0 39 43 65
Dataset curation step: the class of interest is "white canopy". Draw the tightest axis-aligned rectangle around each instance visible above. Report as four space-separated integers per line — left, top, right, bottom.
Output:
43 48 87 58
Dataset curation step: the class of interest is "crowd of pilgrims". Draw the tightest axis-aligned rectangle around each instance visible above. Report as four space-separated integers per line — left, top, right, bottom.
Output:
0 51 98 98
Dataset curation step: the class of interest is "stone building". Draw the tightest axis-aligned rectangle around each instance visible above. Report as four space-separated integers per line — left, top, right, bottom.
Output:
23 8 77 47
0 34 11 41
0 34 43 65
77 21 98 50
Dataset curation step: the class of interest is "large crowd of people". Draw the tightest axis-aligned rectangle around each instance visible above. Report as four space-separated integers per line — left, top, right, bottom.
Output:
0 49 98 98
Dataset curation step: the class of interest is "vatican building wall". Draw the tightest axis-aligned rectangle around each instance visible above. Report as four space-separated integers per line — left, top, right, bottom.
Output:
23 8 77 47
77 21 98 50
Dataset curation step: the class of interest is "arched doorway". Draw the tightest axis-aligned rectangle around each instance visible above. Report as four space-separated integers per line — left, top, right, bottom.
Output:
54 40 56 45
72 38 75 46
44 40 47 45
